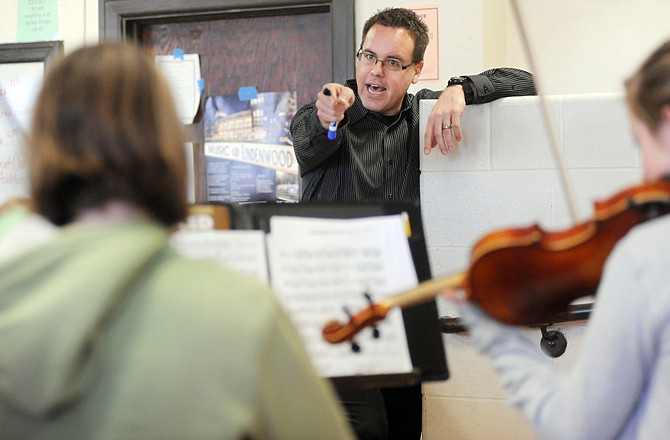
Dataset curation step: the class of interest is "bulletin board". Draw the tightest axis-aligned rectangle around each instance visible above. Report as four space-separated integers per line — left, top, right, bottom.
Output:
0 41 63 206
99 0 354 203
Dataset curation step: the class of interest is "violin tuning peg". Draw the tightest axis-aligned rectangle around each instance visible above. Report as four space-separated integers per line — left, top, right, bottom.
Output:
372 327 380 338
350 341 361 353
363 292 374 304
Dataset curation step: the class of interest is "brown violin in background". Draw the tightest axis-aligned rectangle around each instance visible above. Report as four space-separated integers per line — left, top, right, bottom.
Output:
322 180 670 345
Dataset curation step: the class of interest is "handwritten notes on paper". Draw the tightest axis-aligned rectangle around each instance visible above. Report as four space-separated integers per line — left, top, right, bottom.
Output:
0 62 43 205
267 215 417 378
17 0 59 42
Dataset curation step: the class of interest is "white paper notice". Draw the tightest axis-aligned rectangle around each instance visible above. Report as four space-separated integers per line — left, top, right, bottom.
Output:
155 53 202 124
171 229 269 284
267 215 417 378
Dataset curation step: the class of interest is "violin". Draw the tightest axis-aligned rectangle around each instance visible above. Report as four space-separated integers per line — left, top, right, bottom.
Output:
322 180 670 344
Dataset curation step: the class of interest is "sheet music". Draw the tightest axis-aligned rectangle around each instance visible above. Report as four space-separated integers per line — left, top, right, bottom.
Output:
171 229 269 284
267 215 416 378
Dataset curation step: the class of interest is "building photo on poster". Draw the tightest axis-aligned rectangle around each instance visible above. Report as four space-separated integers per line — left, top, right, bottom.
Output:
204 90 299 203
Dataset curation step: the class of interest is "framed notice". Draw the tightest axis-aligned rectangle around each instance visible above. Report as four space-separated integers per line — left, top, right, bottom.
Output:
409 5 439 81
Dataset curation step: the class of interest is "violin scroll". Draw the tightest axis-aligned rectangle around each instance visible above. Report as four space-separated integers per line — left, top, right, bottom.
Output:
322 273 467 345
322 302 390 344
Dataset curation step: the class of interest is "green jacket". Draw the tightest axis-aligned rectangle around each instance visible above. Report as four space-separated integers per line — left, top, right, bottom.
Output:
0 212 353 439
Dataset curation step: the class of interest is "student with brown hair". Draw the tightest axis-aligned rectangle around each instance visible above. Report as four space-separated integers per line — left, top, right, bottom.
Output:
0 42 354 440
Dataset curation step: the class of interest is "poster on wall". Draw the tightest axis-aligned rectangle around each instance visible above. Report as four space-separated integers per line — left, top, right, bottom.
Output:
203 91 300 203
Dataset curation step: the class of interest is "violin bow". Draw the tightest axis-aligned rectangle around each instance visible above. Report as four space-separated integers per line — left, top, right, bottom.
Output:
509 0 580 223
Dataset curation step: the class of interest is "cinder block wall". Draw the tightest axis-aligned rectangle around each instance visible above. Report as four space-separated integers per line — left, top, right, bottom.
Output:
419 94 641 439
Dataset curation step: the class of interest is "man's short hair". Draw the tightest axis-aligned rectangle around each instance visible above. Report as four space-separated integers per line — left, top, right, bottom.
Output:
361 7 430 64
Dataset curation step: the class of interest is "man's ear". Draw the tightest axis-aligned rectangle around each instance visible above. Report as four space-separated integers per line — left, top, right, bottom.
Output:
411 60 424 84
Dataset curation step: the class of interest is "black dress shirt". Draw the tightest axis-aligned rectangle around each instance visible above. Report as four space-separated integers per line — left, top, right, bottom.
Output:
290 68 536 203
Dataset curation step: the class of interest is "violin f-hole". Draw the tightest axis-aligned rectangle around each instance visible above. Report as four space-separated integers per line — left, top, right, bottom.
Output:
627 197 670 221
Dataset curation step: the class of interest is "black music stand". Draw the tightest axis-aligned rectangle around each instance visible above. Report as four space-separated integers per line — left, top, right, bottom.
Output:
228 200 449 387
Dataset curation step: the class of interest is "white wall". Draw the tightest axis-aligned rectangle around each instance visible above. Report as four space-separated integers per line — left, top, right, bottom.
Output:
357 0 670 95
503 0 670 95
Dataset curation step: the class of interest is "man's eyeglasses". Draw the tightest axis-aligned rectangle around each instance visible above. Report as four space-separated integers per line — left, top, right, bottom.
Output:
356 49 415 72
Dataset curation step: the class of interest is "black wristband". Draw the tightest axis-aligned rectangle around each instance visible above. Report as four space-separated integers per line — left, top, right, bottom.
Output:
448 76 474 104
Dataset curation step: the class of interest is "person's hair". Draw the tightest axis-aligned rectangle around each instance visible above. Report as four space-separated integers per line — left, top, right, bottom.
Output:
28 42 187 226
361 7 430 64
625 39 670 132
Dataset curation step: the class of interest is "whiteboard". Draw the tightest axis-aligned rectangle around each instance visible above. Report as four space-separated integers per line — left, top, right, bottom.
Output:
0 62 43 205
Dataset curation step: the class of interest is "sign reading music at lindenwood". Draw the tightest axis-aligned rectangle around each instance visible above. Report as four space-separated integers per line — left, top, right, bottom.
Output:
203 91 299 203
